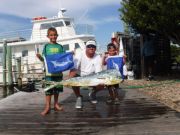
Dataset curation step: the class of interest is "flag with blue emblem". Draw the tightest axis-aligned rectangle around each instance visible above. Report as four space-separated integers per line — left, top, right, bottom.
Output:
44 52 74 73
107 56 124 79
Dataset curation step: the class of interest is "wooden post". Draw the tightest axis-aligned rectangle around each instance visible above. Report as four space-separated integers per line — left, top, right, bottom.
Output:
2 86 7 98
12 57 18 84
140 34 144 78
7 46 13 86
16 57 22 89
7 46 14 94
2 40 7 87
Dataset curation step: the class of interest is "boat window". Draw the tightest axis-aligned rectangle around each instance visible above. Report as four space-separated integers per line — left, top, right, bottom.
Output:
0 49 2 66
65 21 71 26
40 21 64 29
63 44 69 51
22 50 28 57
75 43 80 49
53 21 64 27
40 23 52 29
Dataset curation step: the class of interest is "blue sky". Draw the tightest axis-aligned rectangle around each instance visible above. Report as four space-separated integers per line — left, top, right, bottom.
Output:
0 0 124 48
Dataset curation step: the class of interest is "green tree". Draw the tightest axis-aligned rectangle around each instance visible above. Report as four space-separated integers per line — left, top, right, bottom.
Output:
119 0 180 44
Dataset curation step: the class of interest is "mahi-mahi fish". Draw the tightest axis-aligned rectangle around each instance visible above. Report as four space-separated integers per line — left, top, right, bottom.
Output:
44 69 122 91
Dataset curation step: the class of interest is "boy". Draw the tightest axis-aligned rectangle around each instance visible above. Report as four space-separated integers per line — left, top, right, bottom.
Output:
36 27 65 115
103 43 124 105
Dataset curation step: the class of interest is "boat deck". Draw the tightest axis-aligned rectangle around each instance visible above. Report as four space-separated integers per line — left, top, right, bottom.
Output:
0 87 180 135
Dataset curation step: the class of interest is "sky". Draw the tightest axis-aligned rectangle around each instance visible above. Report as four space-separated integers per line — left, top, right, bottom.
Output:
0 0 124 48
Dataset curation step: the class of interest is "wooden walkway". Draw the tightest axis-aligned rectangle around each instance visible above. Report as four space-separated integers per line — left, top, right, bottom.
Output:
0 87 180 135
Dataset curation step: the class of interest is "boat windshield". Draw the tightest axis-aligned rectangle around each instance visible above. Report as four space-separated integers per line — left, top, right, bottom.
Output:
40 21 64 29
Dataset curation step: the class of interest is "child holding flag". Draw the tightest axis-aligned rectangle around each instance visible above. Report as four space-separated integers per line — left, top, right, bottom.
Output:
36 27 65 116
103 43 124 105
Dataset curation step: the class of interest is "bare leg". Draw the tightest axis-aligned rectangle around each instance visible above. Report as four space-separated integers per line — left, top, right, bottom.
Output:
108 86 114 100
113 85 119 99
54 94 63 111
113 89 119 99
113 88 120 105
72 86 81 97
94 85 105 93
41 95 51 116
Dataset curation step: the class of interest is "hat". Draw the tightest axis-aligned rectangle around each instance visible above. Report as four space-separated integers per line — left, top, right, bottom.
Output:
86 40 96 47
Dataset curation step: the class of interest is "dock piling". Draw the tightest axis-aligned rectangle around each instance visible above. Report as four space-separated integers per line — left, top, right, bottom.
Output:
7 46 13 87
2 39 7 87
16 57 22 89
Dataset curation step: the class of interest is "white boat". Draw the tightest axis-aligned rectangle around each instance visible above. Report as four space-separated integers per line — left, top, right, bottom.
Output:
0 9 95 83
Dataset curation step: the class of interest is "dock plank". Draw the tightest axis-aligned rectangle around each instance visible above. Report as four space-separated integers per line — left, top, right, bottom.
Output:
0 87 180 135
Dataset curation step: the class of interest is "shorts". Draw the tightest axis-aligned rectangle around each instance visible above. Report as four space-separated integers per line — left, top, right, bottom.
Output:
45 76 63 96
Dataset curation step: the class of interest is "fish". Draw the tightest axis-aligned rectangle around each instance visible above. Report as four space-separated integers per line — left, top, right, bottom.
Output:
44 69 122 91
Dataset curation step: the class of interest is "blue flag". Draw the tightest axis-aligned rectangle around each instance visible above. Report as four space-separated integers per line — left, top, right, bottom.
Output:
44 52 74 73
107 56 124 79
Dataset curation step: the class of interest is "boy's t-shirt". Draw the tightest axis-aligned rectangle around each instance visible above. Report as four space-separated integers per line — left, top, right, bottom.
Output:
42 43 64 56
42 43 65 76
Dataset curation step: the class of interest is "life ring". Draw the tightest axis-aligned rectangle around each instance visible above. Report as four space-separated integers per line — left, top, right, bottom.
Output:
32 16 47 20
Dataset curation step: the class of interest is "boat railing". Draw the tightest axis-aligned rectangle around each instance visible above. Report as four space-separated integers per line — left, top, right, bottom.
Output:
0 29 32 41
0 55 44 80
0 23 94 42
20 56 44 73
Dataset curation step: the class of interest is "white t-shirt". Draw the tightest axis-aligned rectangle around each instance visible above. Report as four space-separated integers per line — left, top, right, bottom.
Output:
74 51 102 76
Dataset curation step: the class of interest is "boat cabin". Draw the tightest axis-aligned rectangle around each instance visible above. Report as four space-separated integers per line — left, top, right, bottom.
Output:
0 9 95 83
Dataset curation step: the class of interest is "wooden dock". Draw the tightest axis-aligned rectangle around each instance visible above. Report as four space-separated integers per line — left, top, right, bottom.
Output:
0 87 180 135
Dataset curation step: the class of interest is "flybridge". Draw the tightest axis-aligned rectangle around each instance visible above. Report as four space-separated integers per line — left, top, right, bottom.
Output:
0 9 93 42
31 8 68 22
30 9 76 41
